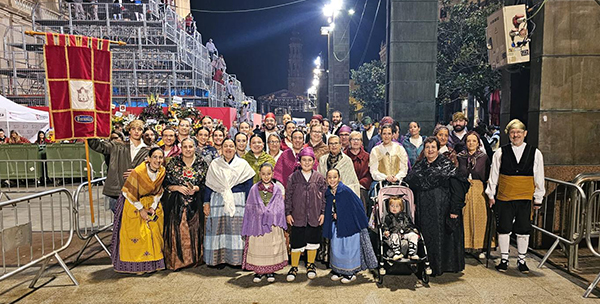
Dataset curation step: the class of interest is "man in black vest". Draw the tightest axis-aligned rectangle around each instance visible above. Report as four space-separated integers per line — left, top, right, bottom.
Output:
361 116 376 151
330 110 345 136
486 119 545 274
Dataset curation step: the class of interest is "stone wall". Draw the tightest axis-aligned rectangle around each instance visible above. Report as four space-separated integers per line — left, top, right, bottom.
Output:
527 0 600 168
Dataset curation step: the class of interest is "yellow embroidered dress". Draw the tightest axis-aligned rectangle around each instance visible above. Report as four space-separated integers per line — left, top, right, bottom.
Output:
111 162 166 273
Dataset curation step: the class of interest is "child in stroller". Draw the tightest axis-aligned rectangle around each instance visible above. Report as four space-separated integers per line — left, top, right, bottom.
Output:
382 196 420 261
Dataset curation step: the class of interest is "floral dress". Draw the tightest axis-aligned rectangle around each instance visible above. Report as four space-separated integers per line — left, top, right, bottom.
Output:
162 155 209 270
197 145 220 166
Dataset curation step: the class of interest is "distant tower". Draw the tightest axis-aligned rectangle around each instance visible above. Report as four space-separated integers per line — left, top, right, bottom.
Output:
288 32 304 95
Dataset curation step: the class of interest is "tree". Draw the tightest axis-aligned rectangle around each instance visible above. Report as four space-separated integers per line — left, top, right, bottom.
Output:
437 0 502 105
350 60 386 120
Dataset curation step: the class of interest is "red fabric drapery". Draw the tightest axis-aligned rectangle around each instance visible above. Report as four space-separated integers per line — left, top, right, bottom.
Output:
44 33 112 140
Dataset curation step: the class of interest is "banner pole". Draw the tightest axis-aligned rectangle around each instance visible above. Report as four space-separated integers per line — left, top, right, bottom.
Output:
84 139 96 223
24 30 127 45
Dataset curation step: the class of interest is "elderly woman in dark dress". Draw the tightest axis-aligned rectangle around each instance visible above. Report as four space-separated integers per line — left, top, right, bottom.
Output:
457 131 491 257
405 136 469 277
434 126 458 167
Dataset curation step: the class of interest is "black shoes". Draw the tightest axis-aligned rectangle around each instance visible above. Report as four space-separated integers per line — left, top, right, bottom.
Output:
495 259 509 272
496 259 530 274
517 261 530 274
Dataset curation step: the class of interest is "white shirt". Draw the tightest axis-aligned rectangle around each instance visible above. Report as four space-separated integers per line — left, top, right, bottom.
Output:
369 142 409 183
130 140 146 162
272 150 283 163
485 143 545 204
409 136 423 148
439 145 449 154
453 129 466 141
365 127 375 141
206 41 217 53
302 170 312 182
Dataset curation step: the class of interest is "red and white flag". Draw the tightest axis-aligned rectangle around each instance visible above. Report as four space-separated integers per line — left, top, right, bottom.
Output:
44 33 112 140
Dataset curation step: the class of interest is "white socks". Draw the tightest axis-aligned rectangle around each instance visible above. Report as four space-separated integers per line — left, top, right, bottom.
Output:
498 233 529 263
516 234 529 264
498 233 510 261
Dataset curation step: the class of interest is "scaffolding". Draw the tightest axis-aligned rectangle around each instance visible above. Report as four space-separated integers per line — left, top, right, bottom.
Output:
0 0 256 112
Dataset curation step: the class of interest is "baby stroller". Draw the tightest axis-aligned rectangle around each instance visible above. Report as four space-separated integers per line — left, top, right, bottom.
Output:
369 181 432 285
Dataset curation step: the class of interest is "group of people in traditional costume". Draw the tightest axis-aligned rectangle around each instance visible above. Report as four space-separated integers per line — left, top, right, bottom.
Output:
92 110 544 283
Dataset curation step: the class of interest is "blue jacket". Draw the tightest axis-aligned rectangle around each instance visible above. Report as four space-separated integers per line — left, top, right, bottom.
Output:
401 135 426 167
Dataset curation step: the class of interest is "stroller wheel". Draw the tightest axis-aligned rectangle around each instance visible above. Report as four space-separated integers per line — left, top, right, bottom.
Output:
422 269 430 284
377 272 384 285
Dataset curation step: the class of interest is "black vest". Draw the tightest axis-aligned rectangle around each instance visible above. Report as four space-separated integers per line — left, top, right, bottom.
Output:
499 144 536 176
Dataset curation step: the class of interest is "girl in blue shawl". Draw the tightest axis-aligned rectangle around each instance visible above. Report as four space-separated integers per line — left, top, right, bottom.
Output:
323 168 378 283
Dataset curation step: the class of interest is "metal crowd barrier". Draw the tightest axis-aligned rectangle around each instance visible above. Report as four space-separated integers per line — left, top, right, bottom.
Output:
572 173 600 270
584 189 600 297
0 188 78 287
532 177 587 271
73 177 112 263
0 160 94 193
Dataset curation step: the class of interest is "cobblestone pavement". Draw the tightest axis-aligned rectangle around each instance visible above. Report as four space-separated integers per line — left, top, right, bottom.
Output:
1 248 599 304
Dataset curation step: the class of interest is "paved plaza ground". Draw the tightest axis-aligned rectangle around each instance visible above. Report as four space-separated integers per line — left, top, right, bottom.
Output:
2 186 600 303
1 240 599 304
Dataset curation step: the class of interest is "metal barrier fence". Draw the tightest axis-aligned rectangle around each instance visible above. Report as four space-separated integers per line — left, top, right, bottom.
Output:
0 160 95 193
0 188 78 287
73 177 112 263
584 189 600 297
533 177 587 271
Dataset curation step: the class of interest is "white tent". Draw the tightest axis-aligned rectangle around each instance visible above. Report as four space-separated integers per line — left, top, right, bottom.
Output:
0 94 50 142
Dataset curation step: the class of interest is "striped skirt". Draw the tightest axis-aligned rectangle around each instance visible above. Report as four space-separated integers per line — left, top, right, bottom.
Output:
204 191 246 266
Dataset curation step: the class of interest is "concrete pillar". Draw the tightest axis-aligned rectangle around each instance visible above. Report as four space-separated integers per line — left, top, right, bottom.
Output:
387 0 438 135
327 13 350 123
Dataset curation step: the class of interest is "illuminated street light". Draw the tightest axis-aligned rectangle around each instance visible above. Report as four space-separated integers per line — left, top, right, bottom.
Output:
312 78 319 87
331 0 343 11
323 4 334 17
314 56 321 66
348 9 355 15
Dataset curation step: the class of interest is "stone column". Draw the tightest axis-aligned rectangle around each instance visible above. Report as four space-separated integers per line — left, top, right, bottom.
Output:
387 0 438 135
327 13 350 123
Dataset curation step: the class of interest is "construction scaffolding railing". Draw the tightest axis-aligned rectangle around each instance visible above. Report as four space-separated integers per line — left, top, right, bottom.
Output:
0 188 78 288
72 177 112 264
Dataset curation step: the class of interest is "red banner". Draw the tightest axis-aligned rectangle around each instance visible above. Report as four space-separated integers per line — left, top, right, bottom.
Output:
44 33 112 140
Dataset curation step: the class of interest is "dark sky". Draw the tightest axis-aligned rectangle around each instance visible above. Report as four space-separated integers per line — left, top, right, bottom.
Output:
192 0 387 98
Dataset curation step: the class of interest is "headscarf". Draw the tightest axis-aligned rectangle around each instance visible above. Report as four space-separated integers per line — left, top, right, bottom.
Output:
339 125 352 134
297 146 315 161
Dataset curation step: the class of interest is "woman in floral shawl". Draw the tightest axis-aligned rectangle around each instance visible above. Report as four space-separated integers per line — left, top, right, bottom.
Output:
242 163 287 283
163 138 209 270
405 137 470 277
111 147 166 274
243 134 276 184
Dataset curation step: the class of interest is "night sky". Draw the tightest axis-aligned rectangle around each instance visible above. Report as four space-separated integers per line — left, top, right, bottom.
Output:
192 0 387 98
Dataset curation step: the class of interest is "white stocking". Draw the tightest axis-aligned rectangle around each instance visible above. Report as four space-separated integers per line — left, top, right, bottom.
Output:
498 233 510 261
516 234 529 264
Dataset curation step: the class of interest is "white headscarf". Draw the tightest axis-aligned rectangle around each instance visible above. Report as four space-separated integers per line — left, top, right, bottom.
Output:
205 156 255 217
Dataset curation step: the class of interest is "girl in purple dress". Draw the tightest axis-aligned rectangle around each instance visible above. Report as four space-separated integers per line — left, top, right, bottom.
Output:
242 163 288 283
